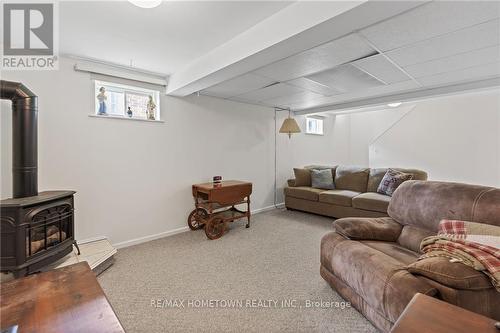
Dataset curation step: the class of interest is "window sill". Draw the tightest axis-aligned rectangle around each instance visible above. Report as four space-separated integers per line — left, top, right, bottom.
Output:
305 132 324 136
88 114 164 123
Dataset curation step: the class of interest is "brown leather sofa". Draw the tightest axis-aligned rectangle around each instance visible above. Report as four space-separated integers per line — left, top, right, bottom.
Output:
320 180 500 332
285 165 427 218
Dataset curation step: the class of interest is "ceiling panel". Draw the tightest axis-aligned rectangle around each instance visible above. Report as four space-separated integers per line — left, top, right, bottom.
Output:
285 77 342 96
201 73 276 98
253 33 376 82
286 80 420 110
198 1 500 113
306 64 385 93
418 62 500 87
404 45 500 78
352 54 411 84
387 19 500 67
234 83 304 102
361 1 500 51
264 90 324 108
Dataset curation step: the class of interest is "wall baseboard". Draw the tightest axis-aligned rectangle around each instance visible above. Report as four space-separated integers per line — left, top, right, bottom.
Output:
252 203 284 214
112 226 190 249
77 236 109 245
109 204 284 249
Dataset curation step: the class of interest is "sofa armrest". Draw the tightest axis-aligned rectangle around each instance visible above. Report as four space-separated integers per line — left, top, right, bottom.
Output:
333 217 403 242
287 179 296 187
407 257 493 290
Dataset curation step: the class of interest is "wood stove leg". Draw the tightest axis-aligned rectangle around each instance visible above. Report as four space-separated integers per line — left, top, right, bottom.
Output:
73 241 81 255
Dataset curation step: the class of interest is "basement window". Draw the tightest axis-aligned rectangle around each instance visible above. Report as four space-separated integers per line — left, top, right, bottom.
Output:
93 80 160 121
305 116 324 135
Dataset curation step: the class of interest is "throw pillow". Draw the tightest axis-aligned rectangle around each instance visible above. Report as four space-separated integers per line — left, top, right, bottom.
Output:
377 168 413 196
311 169 335 190
293 168 312 186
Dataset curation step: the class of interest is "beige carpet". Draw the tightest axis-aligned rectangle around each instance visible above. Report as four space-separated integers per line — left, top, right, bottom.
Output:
98 209 377 333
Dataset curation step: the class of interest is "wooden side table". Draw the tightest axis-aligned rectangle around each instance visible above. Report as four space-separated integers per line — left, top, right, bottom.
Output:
391 293 499 333
1 262 124 333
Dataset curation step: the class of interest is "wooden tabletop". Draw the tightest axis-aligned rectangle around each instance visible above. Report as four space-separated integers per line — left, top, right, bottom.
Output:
1 262 124 333
193 180 251 191
391 293 499 333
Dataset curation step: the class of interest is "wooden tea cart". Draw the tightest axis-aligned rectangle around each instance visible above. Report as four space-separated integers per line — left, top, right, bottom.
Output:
188 180 252 240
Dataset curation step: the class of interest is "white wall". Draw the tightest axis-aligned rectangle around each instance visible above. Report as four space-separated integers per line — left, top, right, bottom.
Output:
369 89 500 187
1 57 276 246
348 106 413 166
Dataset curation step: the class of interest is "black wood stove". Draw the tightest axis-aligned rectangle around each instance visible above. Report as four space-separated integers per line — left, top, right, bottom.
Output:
1 80 79 278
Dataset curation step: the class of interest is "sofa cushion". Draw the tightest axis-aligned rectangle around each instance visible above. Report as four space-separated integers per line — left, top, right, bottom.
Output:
319 190 360 207
407 257 493 290
334 217 403 242
352 192 391 213
284 186 324 201
293 168 311 186
311 169 335 190
377 169 413 196
367 168 428 193
326 239 436 322
362 241 419 265
335 166 369 192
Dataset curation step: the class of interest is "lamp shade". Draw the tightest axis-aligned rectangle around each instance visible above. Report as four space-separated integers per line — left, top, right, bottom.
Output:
279 117 301 138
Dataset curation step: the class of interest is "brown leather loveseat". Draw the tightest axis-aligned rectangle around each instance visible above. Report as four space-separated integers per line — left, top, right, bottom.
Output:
320 180 500 332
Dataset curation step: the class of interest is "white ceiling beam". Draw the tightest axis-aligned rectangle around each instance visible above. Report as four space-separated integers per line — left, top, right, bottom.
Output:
166 1 426 97
294 77 500 115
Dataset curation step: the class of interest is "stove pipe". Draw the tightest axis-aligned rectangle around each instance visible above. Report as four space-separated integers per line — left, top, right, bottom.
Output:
0 80 38 198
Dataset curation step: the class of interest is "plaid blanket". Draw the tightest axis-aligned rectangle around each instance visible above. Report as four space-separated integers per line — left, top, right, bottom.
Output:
420 220 500 291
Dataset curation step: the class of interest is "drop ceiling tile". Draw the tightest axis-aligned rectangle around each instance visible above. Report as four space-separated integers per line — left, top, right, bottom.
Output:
352 54 411 84
418 62 500 87
234 83 304 102
228 96 266 107
264 90 324 108
404 45 500 78
306 64 385 93
201 73 276 98
254 33 376 82
288 80 420 110
285 77 342 96
387 19 500 67
361 1 500 51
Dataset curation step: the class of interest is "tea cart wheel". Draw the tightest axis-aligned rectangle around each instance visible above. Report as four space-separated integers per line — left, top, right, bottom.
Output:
205 217 225 240
188 208 208 230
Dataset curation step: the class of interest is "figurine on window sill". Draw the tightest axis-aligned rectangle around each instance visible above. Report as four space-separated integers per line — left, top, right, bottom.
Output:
97 87 107 115
147 95 156 120
127 107 133 118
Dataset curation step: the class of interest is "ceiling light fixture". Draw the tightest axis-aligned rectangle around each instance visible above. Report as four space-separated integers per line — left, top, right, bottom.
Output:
279 108 301 138
387 102 402 108
128 0 162 9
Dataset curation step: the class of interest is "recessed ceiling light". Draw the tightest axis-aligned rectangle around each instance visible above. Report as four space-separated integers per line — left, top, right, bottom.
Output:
387 102 402 107
129 0 162 9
